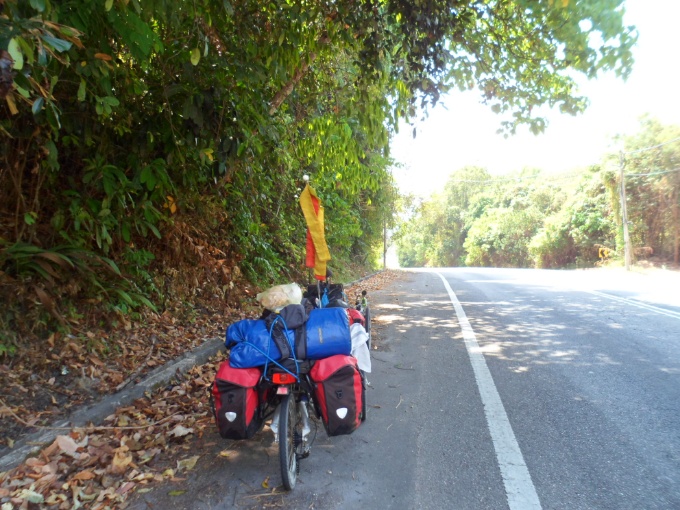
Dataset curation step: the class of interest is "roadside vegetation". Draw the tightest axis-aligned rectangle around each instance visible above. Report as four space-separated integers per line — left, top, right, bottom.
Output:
396 117 680 271
0 0 654 506
1 0 635 354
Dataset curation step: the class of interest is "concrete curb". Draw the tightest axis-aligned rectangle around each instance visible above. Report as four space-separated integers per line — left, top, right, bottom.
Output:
346 270 383 287
0 270 383 472
0 337 225 472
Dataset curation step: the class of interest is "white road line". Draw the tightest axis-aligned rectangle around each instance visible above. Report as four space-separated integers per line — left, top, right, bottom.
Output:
436 272 542 510
584 290 680 320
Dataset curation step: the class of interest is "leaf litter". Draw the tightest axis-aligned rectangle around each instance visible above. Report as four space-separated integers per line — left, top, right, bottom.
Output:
0 353 225 509
0 270 403 508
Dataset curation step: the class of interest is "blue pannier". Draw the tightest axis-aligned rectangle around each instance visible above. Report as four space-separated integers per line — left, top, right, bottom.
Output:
226 319 292 369
225 307 351 367
305 308 351 360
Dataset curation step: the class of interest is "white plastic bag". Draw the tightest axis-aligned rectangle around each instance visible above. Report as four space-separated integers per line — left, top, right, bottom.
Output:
256 283 302 312
350 323 371 373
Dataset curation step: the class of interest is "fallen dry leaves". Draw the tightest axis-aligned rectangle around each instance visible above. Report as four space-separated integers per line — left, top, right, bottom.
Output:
344 269 402 298
0 301 258 453
0 351 228 509
0 270 403 509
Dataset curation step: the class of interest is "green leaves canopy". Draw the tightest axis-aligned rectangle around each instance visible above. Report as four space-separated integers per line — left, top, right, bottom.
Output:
0 0 636 327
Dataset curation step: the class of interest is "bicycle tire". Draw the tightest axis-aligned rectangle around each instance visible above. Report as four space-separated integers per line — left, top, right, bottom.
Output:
279 393 298 490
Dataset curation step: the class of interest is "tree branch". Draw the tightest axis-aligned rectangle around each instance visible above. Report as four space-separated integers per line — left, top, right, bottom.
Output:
268 35 331 116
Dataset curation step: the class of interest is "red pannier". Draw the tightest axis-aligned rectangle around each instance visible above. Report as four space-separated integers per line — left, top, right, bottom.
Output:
211 361 263 440
310 354 365 436
347 308 365 328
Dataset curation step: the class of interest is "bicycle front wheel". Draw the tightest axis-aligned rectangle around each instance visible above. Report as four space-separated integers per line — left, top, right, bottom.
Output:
279 393 298 490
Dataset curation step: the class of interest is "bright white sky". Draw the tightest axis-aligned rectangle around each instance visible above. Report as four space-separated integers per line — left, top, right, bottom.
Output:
390 0 680 198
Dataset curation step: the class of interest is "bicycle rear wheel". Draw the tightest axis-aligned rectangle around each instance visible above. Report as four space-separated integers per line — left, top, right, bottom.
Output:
279 393 298 490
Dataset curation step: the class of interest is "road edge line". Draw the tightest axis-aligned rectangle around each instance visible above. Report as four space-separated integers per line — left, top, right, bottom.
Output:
436 271 542 510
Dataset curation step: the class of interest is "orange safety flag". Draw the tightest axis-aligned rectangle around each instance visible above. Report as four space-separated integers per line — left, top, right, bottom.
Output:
299 184 331 280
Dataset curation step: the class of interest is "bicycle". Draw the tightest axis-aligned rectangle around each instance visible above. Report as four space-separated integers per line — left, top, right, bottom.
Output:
215 292 369 491
260 359 317 490
355 290 371 350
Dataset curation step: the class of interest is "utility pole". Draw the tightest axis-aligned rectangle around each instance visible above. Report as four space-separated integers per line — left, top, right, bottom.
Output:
619 151 632 271
383 220 387 269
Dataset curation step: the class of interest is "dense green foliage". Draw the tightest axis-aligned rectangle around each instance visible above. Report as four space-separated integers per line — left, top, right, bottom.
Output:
619 117 680 262
396 119 680 270
1 0 636 347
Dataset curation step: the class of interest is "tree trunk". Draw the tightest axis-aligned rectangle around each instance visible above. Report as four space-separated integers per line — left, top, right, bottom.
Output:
268 35 330 116
673 186 679 264
268 55 317 116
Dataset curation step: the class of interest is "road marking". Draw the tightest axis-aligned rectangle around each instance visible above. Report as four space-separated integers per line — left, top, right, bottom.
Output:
585 290 680 320
436 272 542 510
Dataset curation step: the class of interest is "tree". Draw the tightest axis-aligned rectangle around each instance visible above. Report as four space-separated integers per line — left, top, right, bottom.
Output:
619 117 680 263
464 206 544 267
0 0 637 342
529 168 617 268
395 196 434 267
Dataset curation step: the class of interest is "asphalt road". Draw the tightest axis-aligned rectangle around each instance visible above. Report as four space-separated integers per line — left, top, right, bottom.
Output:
128 268 680 510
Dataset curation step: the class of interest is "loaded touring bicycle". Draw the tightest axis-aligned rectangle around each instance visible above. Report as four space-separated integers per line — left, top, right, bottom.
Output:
210 281 371 490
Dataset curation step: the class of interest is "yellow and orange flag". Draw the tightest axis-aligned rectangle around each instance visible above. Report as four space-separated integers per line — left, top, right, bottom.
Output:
299 184 330 280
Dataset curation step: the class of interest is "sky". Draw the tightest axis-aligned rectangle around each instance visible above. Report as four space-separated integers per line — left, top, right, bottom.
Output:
389 0 680 198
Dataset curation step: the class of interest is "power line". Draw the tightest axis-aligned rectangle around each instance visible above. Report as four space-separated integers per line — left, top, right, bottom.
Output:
443 170 586 185
436 137 680 185
624 136 680 155
625 167 680 177
438 165 680 185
